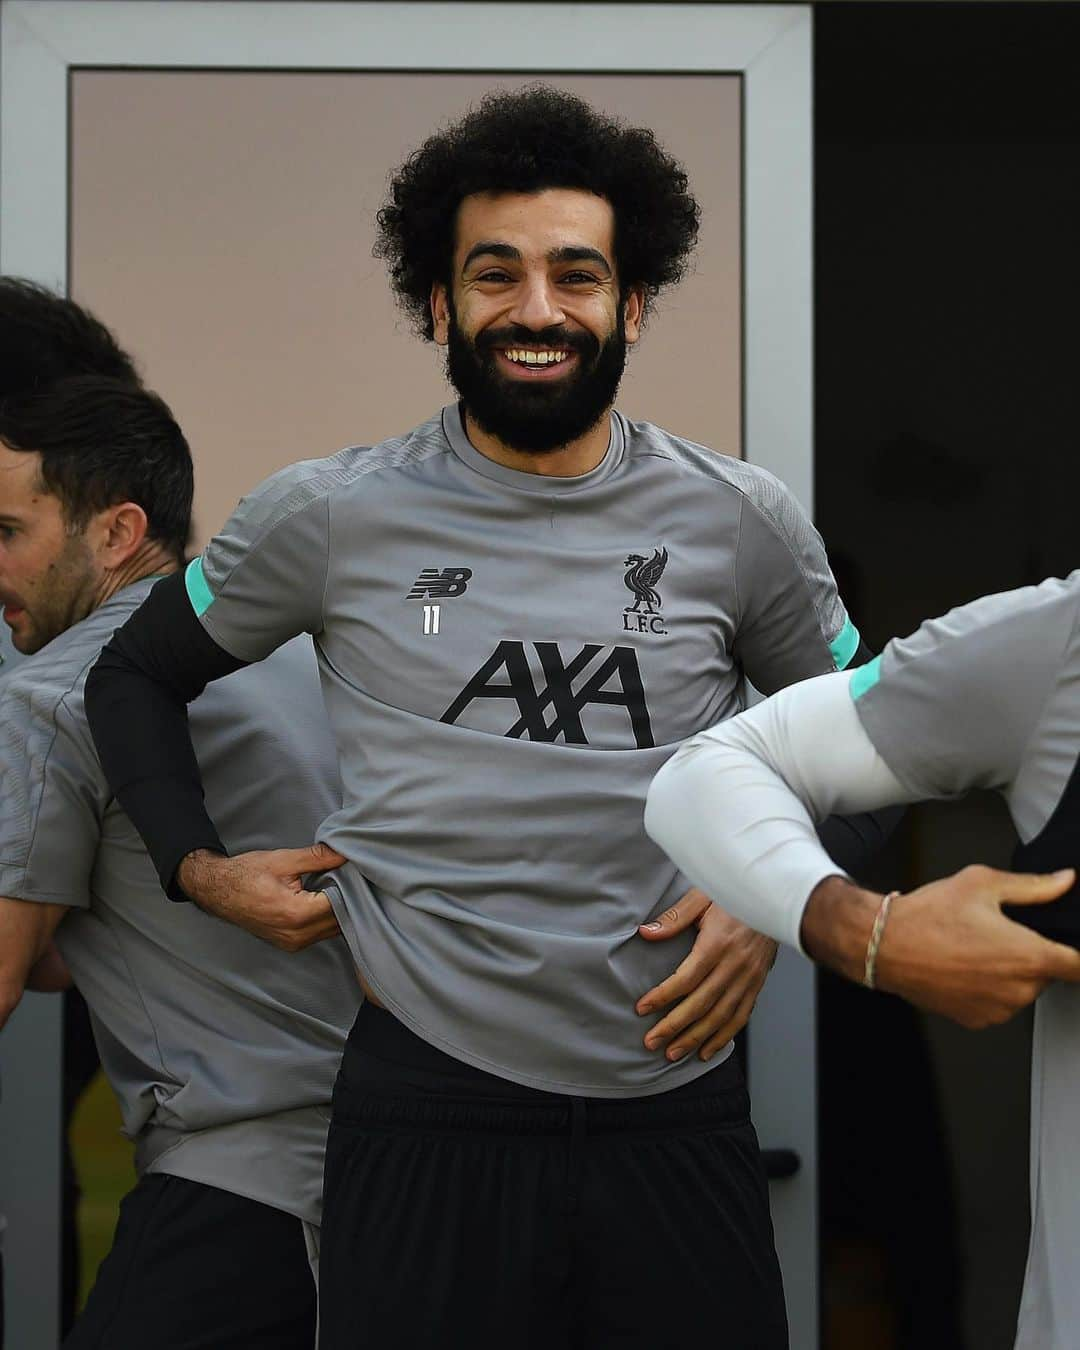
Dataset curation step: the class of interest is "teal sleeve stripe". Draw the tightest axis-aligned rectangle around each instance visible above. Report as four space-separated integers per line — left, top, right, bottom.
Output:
849 654 883 701
829 617 861 671
184 556 215 618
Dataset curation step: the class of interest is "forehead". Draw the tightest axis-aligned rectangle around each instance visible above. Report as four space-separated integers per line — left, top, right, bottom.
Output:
0 442 51 513
453 188 615 265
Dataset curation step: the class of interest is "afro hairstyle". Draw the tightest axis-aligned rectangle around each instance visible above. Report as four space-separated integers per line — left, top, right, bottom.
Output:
375 85 700 341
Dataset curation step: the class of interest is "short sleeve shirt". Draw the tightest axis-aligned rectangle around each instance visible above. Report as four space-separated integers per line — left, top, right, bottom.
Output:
0 579 357 1223
184 405 858 1096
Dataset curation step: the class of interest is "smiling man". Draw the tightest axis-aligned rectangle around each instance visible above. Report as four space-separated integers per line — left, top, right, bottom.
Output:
436 189 639 468
86 87 884 1349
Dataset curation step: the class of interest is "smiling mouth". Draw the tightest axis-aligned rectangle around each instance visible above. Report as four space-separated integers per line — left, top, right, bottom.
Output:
495 348 576 378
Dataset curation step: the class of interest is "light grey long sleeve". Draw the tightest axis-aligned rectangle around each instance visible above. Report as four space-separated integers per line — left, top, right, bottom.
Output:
644 670 912 951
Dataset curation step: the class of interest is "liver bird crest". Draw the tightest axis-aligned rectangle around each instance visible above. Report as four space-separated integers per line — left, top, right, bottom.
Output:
623 548 669 615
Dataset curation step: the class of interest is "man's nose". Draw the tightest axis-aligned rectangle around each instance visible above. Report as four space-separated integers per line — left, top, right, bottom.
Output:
509 276 565 332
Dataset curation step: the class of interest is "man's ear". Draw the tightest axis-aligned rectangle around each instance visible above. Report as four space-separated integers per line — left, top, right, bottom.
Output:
623 286 645 346
431 283 451 346
98 501 149 568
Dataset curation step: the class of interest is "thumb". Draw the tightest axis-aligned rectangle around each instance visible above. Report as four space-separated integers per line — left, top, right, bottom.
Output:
276 842 347 875
995 868 1075 907
639 888 711 940
993 864 1074 907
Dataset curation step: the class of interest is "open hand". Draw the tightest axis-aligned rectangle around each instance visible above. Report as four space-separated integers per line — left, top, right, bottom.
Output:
873 865 1080 1027
636 889 778 1062
177 842 346 951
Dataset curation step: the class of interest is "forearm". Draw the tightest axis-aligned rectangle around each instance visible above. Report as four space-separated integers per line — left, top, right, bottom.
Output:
0 899 67 1028
644 671 915 950
85 571 246 897
799 874 882 982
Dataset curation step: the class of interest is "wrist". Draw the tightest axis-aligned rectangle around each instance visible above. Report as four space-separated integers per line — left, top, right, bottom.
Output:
176 847 227 902
800 874 883 984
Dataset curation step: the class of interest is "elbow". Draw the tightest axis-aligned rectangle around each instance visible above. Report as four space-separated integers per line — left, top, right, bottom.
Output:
0 980 23 1032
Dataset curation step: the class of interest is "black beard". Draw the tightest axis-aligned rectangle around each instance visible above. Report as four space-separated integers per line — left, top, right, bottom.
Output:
445 311 627 455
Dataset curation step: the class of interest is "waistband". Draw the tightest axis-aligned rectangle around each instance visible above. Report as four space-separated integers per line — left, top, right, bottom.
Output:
336 1003 749 1134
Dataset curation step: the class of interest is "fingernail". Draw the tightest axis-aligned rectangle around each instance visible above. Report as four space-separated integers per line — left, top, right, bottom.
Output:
637 1003 652 1015
667 1046 687 1062
644 1035 660 1049
700 1049 713 1062
641 922 663 932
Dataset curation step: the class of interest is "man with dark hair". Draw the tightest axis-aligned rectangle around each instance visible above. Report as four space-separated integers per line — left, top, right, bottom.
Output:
0 278 140 678
0 378 191 653
0 370 357 1349
0 278 146 1342
87 87 886 1349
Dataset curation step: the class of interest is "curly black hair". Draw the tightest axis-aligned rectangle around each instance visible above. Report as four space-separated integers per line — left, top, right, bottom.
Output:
375 86 700 340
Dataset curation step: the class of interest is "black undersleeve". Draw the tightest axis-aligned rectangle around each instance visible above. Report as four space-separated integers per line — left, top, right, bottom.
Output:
84 571 247 899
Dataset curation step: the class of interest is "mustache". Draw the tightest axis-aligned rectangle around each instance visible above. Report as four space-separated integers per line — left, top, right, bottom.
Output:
473 325 600 360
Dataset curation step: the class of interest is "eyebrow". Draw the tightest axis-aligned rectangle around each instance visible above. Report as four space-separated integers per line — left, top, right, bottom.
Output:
461 241 613 277
548 246 612 276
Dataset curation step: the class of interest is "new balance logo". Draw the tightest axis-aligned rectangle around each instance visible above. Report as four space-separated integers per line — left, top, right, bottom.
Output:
407 567 473 600
441 641 654 747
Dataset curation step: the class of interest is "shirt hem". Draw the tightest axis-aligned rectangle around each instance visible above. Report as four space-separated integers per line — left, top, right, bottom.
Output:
329 906 732 1096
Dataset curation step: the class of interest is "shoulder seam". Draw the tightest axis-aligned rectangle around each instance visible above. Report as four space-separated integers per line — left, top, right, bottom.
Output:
740 490 841 647
26 666 104 871
220 436 453 558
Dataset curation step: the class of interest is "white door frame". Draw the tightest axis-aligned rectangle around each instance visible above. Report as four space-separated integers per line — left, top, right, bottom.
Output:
0 5 814 1346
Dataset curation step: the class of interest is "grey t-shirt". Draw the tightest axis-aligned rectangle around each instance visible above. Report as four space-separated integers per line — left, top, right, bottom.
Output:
0 623 23 678
0 578 357 1224
188 405 856 1096
853 572 1080 1349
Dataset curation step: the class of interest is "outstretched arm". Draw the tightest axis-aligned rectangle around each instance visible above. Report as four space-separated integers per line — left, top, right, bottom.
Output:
645 669 1080 1027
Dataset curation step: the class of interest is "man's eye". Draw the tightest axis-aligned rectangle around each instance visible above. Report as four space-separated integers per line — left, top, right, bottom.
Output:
0 526 15 541
476 270 512 284
561 271 600 285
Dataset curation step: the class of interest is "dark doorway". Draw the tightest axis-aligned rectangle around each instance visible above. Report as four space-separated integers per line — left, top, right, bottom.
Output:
815 4 1080 1346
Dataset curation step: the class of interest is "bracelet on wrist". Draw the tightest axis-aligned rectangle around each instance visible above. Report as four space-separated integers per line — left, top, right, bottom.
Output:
863 890 900 990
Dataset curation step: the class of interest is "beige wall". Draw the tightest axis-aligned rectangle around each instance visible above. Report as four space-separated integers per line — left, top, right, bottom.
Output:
71 71 740 548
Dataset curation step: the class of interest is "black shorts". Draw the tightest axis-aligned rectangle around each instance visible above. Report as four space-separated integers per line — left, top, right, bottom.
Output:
64 1173 316 1350
320 1004 788 1350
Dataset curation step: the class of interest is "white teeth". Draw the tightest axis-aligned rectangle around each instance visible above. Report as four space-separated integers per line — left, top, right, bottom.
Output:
505 349 567 366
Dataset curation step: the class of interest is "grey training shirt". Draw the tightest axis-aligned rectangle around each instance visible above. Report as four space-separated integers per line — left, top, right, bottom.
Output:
853 573 1080 1350
186 406 857 1096
0 578 357 1223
